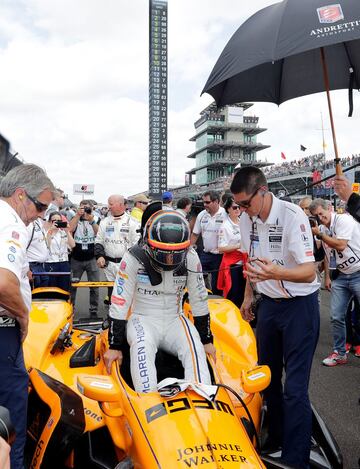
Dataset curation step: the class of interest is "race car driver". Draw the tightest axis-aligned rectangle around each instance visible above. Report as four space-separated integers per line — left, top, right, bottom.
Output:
103 210 216 393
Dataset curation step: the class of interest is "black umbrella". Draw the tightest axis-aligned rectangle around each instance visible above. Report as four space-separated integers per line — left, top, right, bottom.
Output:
202 0 360 175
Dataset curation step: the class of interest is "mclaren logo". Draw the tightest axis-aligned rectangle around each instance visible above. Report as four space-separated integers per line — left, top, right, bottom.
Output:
317 4 344 24
145 397 234 423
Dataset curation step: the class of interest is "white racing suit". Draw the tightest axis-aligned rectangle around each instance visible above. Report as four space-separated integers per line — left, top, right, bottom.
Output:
95 213 140 281
108 247 213 393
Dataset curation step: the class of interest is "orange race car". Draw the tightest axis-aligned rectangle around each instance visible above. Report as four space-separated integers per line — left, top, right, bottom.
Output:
23 284 342 469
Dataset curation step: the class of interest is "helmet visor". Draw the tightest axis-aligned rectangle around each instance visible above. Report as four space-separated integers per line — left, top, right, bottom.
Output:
148 246 187 268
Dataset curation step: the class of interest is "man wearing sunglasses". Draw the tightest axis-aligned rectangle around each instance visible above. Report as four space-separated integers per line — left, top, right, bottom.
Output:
231 166 319 469
191 190 226 295
130 193 150 223
0 164 55 469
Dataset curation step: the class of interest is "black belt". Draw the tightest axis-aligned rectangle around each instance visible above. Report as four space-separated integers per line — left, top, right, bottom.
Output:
29 261 45 266
105 256 122 263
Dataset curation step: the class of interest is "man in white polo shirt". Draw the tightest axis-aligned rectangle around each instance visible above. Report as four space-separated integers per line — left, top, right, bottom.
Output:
191 190 226 295
0 164 54 469
310 198 360 366
231 166 319 469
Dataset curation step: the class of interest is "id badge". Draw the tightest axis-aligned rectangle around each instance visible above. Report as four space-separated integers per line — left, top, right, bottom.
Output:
82 244 88 251
329 250 337 269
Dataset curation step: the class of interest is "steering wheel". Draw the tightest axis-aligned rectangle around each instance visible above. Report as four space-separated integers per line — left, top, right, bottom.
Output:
50 322 72 355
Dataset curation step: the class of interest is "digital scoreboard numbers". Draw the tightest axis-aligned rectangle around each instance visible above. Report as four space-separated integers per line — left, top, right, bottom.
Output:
149 0 168 199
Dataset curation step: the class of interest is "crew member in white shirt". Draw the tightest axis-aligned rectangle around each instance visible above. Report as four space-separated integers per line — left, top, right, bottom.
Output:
27 217 49 288
231 166 319 469
45 211 75 291
310 198 360 366
0 164 54 469
190 190 226 295
95 195 139 299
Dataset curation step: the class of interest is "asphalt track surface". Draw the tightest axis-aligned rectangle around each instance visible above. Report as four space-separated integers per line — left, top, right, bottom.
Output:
74 284 360 469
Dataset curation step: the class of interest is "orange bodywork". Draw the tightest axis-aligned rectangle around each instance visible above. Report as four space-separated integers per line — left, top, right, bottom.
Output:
24 288 268 468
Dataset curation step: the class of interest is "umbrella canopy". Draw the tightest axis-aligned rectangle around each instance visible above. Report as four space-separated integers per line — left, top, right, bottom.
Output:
202 0 360 107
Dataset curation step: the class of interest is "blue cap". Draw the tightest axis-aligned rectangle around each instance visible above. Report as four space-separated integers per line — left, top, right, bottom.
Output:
162 191 173 201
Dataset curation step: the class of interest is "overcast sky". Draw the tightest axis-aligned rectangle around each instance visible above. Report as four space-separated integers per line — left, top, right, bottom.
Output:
0 0 359 203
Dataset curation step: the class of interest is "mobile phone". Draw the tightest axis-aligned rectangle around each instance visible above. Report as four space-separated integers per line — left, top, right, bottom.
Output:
54 221 68 228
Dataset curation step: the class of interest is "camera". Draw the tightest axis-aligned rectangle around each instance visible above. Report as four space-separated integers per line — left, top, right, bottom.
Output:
54 221 67 228
309 216 319 228
0 406 15 445
84 207 92 214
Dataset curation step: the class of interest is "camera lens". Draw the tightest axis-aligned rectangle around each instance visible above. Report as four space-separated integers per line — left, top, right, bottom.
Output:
0 406 15 445
84 207 92 214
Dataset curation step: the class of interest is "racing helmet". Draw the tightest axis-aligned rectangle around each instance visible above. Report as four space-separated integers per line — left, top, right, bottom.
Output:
144 210 190 271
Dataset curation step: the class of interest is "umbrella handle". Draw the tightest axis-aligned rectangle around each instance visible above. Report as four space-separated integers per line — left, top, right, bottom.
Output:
335 160 343 176
320 48 343 177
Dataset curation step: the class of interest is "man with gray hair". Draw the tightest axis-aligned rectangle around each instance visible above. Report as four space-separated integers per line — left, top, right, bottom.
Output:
0 164 54 468
310 198 360 366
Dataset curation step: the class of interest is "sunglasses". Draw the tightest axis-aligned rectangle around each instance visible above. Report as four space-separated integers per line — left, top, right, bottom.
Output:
26 193 49 213
203 200 213 205
139 201 148 205
237 188 260 208
231 205 240 210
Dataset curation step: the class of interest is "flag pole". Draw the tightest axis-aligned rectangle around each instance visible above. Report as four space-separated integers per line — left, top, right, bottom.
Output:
320 47 342 176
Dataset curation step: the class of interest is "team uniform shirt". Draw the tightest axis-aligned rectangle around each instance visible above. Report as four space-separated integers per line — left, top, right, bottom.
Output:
0 200 31 319
26 219 49 263
72 217 99 261
239 194 320 298
320 212 360 274
218 215 242 251
45 230 69 263
193 207 226 254
95 212 139 260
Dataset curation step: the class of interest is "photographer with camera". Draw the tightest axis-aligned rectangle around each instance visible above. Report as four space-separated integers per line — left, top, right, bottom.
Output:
45 211 75 291
69 200 100 318
309 198 360 367
299 196 325 285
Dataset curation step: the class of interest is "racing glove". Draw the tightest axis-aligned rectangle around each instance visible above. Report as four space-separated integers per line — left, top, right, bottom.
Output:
108 318 128 351
194 313 213 344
